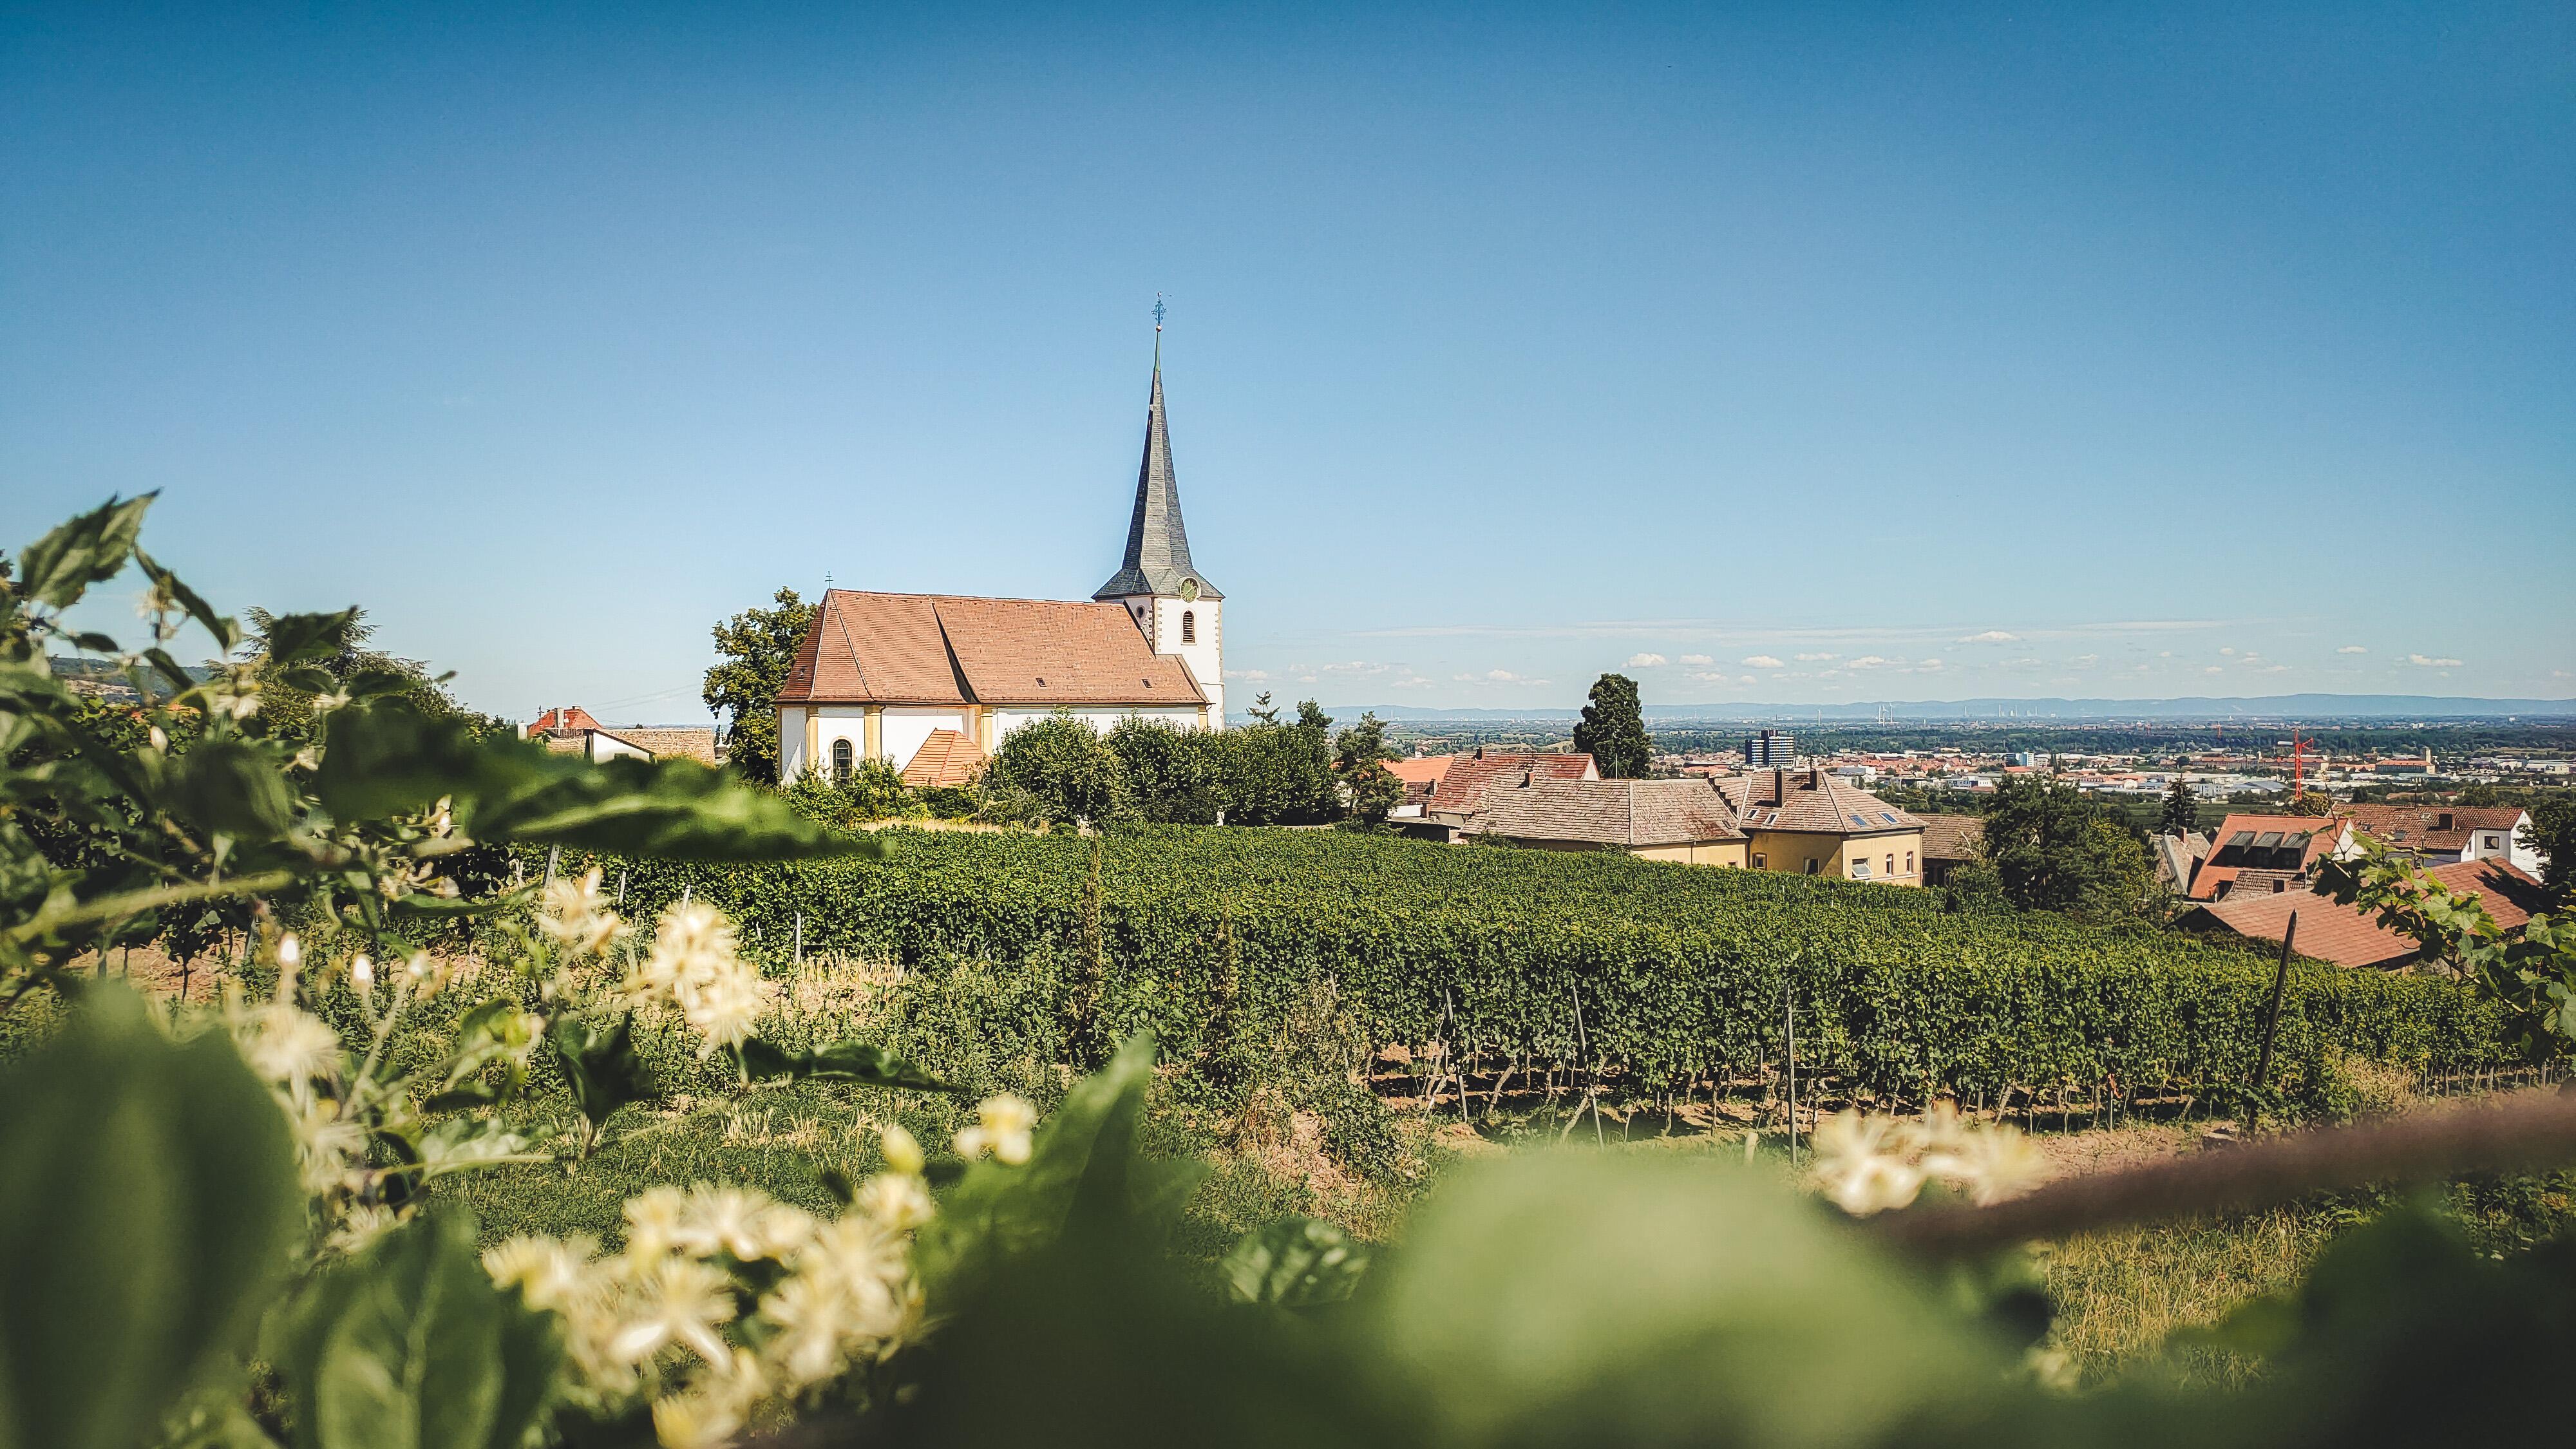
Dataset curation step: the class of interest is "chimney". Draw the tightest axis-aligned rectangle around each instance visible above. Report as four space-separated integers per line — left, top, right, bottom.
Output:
1807 766 1823 790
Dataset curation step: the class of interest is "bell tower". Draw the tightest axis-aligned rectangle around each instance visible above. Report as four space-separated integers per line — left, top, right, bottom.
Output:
1095 309 1224 726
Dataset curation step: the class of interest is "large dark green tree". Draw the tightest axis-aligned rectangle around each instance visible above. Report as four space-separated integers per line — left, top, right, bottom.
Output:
986 714 1133 826
703 587 816 785
1572 672 1653 779
2159 776 2199 836
1980 773 2161 918
1108 717 1222 824
1217 701 1338 824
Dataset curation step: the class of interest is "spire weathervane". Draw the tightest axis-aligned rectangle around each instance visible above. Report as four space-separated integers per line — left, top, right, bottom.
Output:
1153 294 1165 332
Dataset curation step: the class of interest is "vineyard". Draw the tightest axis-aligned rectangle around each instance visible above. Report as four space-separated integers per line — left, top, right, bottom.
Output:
575 826 2513 1122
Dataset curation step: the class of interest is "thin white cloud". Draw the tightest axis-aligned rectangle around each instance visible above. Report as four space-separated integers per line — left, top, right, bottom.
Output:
1848 656 1891 670
2072 654 2099 665
1625 652 1668 668
1960 630 2018 643
1742 654 1784 668
2337 645 2368 654
1224 668 1269 681
2405 654 2464 668
2204 666 2224 674
1678 654 1714 667
2221 647 2237 656
1794 652 1838 662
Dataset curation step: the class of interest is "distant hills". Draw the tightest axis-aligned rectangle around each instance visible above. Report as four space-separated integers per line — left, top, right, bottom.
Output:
1267 694 2576 724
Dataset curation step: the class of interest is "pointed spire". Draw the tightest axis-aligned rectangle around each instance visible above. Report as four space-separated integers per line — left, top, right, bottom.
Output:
1095 303 1220 601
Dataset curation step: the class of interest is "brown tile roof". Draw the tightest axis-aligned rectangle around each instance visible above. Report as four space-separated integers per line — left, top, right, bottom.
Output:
898 728 987 789
1712 768 1926 837
1917 814 1985 863
2190 813 2347 900
1426 750 1598 817
2188 858 2549 968
1384 756 1455 788
1466 777 1746 848
2343 803 2527 855
777 590 1204 708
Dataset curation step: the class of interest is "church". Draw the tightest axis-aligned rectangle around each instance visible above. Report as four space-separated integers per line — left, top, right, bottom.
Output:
772 342 1226 786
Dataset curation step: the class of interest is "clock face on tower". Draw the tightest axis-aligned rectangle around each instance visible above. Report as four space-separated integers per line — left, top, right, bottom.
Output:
1178 577 1200 602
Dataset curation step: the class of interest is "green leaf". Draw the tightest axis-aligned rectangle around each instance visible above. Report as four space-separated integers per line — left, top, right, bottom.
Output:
739 1036 956 1091
314 699 876 863
547 1013 656 1133
12 495 152 610
0 985 301 1449
162 736 305 840
262 1208 562 1449
257 609 359 666
135 546 242 652
1220 1217 1373 1308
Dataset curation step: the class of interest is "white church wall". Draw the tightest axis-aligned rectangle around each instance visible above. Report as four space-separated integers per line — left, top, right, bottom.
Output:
778 706 810 781
989 706 1204 741
880 707 971 770
1148 596 1224 726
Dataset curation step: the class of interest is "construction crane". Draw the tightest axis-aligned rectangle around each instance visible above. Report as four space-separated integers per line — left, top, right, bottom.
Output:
2275 730 2315 805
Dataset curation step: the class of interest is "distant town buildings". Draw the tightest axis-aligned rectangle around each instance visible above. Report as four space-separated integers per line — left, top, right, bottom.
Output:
526 706 721 766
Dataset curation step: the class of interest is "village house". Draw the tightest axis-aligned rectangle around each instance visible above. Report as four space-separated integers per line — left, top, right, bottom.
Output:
2181 858 2548 969
1714 767 1929 885
2341 803 2541 878
526 706 721 766
2184 813 2357 902
1916 814 1986 887
772 341 1224 784
1452 775 1749 864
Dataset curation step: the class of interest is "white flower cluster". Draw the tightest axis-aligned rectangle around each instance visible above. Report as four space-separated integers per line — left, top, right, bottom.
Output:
485 1136 931 1449
952 1094 1036 1165
622 902 776 1058
540 866 629 961
223 933 364 1200
1808 1103 2047 1217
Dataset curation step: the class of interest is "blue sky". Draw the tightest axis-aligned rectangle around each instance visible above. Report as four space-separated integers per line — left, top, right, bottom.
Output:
5 2 2570 721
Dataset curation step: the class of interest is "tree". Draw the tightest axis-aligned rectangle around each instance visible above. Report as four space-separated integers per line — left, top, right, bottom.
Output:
1244 691 1280 725
1572 672 1652 779
1333 712 1394 773
2530 793 2576 902
2159 777 2199 836
1980 773 2161 919
1108 717 1222 824
985 714 1131 826
703 587 816 786
242 607 489 742
1217 701 1338 825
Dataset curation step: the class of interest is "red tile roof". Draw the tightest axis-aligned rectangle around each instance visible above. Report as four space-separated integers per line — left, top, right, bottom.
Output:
2189 858 2549 968
2343 803 2527 856
1712 768 1925 837
527 705 603 737
1465 777 1746 849
1917 814 1985 863
777 590 1204 708
2188 813 2347 900
898 728 988 789
1426 750 1596 817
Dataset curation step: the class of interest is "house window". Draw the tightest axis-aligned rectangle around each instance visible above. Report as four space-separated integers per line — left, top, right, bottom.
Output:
1752 853 1766 869
1180 610 1197 644
1905 851 1915 875
831 738 853 786
1851 858 1872 879
1804 858 1820 875
1885 853 1896 877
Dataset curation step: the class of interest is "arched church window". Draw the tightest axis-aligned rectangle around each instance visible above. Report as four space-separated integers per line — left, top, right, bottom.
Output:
831 737 853 786
1180 610 1196 644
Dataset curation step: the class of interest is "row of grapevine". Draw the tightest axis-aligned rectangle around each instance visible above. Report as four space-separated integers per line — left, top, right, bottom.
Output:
559 826 2512 1115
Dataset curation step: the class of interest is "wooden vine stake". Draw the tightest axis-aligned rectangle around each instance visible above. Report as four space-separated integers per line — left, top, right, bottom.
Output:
2248 911 2298 1133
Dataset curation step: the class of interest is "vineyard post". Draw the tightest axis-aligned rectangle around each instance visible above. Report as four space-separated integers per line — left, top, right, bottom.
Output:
681 883 692 908
2249 911 2298 1130
542 844 560 891
1785 976 1799 1168
616 869 627 906
793 912 804 965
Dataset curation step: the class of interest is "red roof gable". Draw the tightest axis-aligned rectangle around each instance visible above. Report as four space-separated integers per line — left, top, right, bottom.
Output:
2190 858 2549 968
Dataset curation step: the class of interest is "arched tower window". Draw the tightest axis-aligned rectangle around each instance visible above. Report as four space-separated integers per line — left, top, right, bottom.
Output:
831 737 853 786
1180 610 1197 645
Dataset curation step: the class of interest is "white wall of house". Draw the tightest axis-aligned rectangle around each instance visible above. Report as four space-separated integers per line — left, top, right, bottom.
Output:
585 732 652 763
989 705 1204 739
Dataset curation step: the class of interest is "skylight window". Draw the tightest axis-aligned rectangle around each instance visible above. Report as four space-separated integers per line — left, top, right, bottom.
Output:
1849 814 1869 828
1880 811 1900 824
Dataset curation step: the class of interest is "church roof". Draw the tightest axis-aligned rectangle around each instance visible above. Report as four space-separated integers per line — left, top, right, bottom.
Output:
1095 351 1221 601
777 590 1206 709
898 728 988 788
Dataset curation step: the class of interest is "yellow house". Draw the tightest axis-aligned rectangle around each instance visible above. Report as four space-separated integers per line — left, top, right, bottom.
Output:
1458 776 1750 866
1715 768 1928 886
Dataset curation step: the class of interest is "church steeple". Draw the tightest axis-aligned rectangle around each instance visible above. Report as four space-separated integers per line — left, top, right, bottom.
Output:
1095 314 1221 601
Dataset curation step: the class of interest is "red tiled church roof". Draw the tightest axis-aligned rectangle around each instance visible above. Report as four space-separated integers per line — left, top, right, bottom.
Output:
777 590 1204 710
